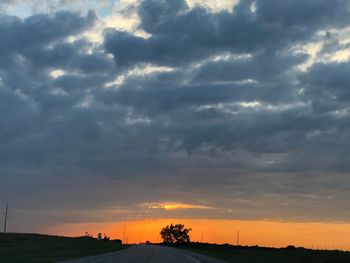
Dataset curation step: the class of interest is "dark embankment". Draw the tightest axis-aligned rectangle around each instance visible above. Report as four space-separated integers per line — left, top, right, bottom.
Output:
181 242 350 263
0 232 126 263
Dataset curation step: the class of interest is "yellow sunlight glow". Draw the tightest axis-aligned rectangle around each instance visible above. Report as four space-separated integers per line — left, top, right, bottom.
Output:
146 202 212 210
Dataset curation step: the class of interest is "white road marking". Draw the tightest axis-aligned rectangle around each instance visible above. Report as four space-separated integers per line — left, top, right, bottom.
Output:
177 251 202 263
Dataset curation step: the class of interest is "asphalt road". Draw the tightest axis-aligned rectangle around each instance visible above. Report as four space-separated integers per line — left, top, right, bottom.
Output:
61 245 229 263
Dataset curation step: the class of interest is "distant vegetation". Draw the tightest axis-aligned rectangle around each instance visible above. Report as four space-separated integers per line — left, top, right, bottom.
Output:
183 242 350 263
160 224 191 245
0 232 126 263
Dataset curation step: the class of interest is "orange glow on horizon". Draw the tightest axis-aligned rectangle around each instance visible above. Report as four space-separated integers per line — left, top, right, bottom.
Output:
46 219 350 251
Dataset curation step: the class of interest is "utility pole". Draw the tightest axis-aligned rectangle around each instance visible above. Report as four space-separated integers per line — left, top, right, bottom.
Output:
122 222 126 244
3 204 8 233
236 230 240 246
200 232 203 243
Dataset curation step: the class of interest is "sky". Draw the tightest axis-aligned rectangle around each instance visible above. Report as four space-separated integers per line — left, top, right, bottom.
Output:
1 0 350 249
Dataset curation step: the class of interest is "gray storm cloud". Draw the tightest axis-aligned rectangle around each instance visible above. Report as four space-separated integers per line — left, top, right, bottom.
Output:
1 0 350 232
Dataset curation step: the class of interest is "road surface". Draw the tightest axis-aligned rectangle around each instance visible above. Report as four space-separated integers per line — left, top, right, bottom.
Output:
61 245 229 263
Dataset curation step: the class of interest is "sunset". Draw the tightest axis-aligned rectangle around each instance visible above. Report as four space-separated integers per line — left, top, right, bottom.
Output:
47 219 350 250
1 0 350 262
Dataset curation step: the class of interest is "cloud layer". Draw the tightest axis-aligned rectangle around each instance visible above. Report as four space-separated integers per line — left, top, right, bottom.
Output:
1 0 350 232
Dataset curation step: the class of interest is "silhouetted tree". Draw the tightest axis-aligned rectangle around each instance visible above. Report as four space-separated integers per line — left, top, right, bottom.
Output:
160 224 191 245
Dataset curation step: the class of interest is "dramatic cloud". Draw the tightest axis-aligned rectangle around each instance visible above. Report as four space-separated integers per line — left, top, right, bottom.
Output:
1 0 350 232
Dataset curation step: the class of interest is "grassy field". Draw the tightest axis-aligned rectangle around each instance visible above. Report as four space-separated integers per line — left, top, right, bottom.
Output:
0 232 126 263
185 243 350 263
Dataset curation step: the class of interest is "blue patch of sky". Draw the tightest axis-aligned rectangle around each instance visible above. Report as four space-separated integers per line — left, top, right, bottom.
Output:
2 0 116 19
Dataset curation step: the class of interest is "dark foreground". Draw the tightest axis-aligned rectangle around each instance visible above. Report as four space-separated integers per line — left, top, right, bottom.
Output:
2 233 350 263
61 245 228 263
185 243 350 263
0 232 125 263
